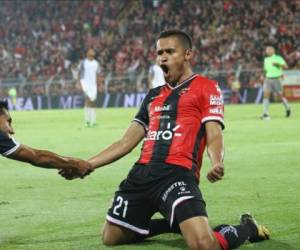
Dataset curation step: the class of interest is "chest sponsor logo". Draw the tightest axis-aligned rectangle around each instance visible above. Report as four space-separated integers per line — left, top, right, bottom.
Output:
145 122 182 141
154 105 171 112
210 95 223 105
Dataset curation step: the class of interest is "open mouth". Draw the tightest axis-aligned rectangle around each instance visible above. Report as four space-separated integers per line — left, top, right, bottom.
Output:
160 64 169 78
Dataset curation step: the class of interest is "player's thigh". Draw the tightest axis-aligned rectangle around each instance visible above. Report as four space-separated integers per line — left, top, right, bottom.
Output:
104 178 156 245
272 80 283 96
263 80 272 97
180 216 221 250
101 220 136 246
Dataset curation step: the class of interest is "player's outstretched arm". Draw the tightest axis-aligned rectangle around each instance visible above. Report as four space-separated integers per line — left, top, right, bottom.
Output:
88 121 145 169
59 121 145 180
7 144 93 177
205 121 224 183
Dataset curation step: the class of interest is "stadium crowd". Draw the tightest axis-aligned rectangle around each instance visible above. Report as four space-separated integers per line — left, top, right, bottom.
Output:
0 0 299 95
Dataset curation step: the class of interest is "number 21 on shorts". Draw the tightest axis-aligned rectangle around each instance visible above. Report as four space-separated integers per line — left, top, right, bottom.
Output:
112 196 128 218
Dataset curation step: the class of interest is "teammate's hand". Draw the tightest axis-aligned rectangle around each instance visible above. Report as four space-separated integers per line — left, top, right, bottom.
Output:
58 159 94 180
207 163 224 183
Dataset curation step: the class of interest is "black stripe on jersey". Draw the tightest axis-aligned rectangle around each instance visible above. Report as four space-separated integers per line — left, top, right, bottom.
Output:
191 124 206 174
134 86 164 128
150 79 195 163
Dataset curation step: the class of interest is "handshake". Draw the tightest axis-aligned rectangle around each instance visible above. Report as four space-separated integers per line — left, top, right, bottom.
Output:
58 158 94 180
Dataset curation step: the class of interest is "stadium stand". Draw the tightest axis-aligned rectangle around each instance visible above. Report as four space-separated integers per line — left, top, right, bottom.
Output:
0 0 299 94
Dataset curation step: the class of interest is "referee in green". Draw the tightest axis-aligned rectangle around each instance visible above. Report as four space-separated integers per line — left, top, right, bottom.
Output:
261 45 291 120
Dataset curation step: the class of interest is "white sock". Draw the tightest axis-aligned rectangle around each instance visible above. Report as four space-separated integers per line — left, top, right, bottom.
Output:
84 107 89 124
88 107 93 124
282 97 290 110
263 98 269 115
91 108 96 125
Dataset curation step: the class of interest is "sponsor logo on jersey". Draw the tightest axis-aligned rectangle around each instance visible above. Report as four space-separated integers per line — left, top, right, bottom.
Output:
210 95 223 105
145 122 182 141
154 104 171 112
209 107 223 115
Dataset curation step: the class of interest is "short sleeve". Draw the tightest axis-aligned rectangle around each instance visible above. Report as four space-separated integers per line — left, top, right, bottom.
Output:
0 131 20 156
278 56 287 66
133 93 150 132
201 81 225 129
96 62 101 74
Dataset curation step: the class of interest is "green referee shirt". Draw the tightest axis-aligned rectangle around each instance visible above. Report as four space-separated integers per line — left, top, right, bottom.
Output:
264 54 287 78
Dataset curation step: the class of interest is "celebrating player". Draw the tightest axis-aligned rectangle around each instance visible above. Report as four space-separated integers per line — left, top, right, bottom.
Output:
261 45 291 120
0 100 92 176
79 48 101 127
61 30 270 249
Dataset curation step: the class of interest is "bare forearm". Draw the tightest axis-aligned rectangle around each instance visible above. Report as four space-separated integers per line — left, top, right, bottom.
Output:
33 151 75 169
9 147 77 169
88 140 132 169
206 122 224 166
28 150 77 169
207 135 224 165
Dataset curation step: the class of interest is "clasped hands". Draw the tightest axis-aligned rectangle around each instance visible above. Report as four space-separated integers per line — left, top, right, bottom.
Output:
59 159 94 180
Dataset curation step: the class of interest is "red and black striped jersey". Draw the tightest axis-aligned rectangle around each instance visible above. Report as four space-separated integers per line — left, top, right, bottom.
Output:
134 74 224 182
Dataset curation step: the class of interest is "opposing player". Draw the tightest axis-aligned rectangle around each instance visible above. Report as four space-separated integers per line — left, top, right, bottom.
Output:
0 100 92 176
148 61 165 88
261 45 291 120
61 30 270 249
79 48 101 127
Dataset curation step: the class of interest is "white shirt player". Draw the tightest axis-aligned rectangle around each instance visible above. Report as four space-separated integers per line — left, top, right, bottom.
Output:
79 59 100 101
149 64 165 88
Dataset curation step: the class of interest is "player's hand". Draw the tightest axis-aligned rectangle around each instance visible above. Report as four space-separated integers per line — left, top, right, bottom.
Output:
272 62 281 68
207 163 224 183
58 159 94 180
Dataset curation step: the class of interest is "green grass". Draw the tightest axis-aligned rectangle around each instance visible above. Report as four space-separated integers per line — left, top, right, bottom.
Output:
0 103 299 250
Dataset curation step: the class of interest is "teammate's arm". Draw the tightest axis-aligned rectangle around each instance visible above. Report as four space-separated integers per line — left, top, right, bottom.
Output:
205 121 224 183
88 121 145 169
7 145 92 176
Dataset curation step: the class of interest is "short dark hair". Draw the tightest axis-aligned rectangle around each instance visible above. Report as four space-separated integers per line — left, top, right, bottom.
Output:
0 100 9 115
158 29 192 50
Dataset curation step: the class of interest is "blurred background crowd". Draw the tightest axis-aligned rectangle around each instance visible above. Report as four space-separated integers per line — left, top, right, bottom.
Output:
0 0 299 97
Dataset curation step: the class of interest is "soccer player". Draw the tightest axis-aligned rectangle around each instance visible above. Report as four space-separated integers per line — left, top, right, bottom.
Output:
0 100 92 176
61 30 270 250
79 48 101 127
261 45 291 120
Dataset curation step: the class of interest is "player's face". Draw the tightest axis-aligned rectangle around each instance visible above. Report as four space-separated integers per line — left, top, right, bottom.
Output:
0 109 14 135
87 49 95 59
156 37 191 85
266 46 275 56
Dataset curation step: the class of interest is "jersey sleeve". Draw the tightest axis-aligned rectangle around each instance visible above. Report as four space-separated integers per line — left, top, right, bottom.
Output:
133 93 150 132
200 81 225 129
278 55 287 66
0 131 20 157
96 61 101 74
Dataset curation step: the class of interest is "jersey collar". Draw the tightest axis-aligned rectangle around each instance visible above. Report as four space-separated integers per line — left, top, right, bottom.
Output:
166 73 198 90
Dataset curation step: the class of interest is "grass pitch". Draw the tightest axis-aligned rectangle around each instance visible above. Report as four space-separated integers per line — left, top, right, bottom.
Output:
0 103 299 250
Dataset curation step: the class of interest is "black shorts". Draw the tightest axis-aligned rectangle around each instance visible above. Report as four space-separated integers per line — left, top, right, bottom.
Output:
106 163 207 235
